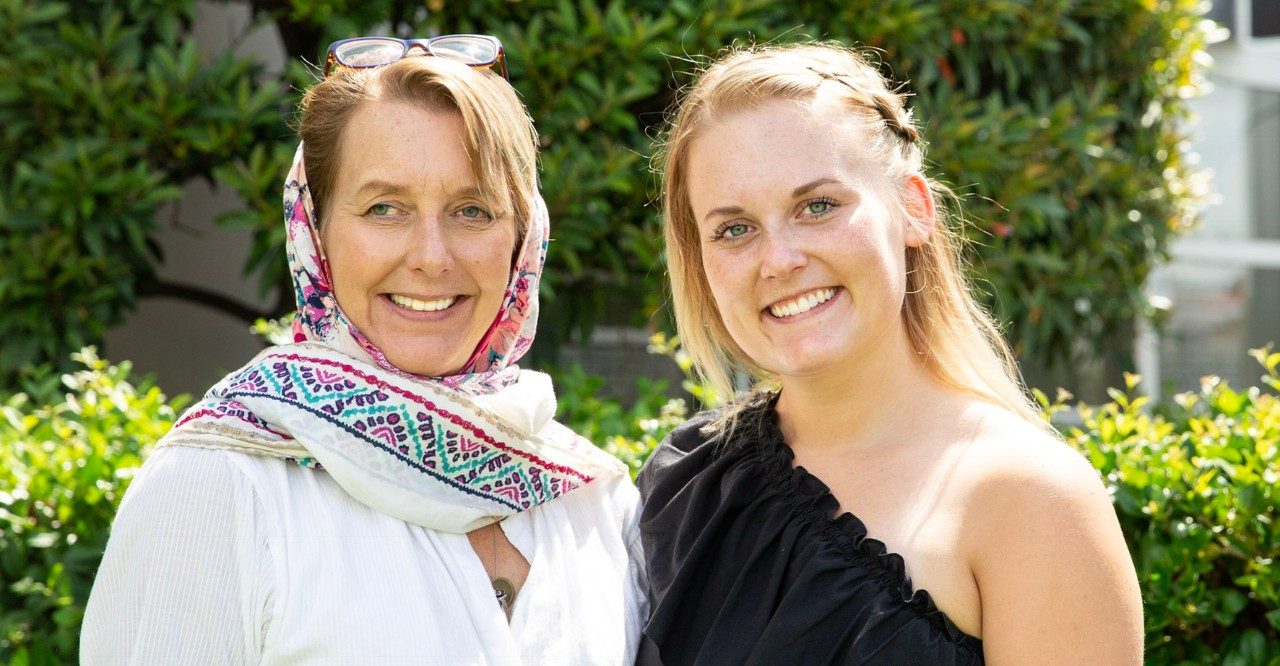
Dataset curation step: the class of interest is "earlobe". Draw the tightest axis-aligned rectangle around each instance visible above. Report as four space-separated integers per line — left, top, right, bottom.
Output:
902 174 936 248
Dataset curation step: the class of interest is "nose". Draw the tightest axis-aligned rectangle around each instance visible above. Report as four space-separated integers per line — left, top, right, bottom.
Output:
405 216 454 276
759 225 807 280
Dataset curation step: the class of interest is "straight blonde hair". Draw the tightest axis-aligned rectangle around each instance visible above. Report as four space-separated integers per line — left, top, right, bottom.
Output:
658 42 1044 429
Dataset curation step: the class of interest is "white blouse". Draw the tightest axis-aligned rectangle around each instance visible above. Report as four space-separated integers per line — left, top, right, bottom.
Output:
81 445 647 664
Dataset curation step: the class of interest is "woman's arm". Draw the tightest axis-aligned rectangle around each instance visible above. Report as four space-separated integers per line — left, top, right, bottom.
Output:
969 435 1144 664
81 446 274 665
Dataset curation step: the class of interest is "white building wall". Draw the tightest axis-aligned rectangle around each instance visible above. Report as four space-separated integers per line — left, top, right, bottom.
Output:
1147 40 1280 398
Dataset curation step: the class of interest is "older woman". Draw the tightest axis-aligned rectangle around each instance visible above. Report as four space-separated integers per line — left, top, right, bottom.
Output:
638 42 1143 664
83 36 645 663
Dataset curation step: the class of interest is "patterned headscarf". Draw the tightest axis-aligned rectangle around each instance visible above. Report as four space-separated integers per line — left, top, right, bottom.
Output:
156 144 623 532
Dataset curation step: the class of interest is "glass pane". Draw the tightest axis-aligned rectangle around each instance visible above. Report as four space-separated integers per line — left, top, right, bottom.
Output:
1252 0 1280 39
1155 86 1280 393
430 36 497 63
335 39 404 67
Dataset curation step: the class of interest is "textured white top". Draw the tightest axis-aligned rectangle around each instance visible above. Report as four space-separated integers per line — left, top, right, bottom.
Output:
81 445 647 664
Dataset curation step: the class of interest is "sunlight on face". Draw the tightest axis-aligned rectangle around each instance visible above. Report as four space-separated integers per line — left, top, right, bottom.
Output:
320 100 516 377
687 98 918 384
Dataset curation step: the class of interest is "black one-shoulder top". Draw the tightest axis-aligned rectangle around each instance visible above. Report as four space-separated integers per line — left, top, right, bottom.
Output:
636 395 984 665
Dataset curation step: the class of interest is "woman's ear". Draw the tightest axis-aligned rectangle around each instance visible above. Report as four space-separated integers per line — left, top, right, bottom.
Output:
901 174 936 248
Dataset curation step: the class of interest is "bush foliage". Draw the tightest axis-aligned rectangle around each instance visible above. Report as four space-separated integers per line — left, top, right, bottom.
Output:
2 0 1213 386
551 333 709 476
4 345 1278 663
0 0 282 384
1053 347 1280 664
0 350 183 664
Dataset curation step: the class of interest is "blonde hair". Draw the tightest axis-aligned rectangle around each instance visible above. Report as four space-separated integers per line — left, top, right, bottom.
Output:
658 42 1043 427
298 57 537 247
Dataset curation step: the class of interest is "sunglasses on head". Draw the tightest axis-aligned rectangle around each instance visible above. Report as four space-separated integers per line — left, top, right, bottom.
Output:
324 34 508 80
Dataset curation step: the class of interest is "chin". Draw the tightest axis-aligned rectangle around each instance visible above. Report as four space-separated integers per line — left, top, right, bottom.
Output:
766 332 850 362
767 359 833 381
383 349 462 378
762 344 860 380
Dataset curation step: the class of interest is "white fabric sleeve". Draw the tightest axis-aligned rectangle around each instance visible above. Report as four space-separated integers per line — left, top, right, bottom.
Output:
81 446 276 665
620 478 650 632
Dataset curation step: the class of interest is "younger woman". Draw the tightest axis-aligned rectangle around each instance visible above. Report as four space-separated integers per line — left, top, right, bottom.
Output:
639 42 1142 664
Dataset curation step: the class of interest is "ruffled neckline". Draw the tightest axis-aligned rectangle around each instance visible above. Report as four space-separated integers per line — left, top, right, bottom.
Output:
746 392 984 654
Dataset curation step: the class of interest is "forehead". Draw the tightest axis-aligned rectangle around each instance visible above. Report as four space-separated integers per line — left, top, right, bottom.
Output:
334 99 477 190
685 98 884 215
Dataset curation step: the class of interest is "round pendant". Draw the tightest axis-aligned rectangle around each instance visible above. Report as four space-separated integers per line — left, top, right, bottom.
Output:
491 576 516 618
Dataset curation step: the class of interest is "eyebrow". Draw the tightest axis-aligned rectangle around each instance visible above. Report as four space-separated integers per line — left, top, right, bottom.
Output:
352 180 486 199
703 205 746 221
353 180 412 198
453 185 485 199
702 177 841 222
792 177 839 197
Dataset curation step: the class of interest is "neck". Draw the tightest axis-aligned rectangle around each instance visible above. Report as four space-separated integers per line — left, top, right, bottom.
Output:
774 321 957 456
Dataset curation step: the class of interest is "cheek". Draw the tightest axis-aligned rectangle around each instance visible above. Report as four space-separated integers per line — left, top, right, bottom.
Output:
468 226 519 292
700 251 730 299
701 251 755 325
320 223 360 295
827 220 901 282
327 227 388 287
862 224 909 282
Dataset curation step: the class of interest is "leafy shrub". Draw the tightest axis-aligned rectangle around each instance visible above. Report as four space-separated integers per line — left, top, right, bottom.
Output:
0 0 283 387
0 349 184 664
7 342 1276 663
549 335 696 477
3 0 1214 385
1053 347 1280 663
552 364 683 476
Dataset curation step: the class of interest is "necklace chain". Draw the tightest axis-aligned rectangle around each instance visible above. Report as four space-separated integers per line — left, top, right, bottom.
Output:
489 522 515 620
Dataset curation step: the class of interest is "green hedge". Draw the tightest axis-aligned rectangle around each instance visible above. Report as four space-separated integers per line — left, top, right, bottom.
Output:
3 345 1278 663
0 0 283 384
1 0 1213 386
1053 346 1280 664
0 350 183 664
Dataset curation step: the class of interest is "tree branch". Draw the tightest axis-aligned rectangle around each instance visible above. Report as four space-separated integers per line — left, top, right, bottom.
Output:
136 278 274 325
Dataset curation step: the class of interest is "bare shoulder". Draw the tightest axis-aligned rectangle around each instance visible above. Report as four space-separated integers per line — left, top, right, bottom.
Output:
956 404 1121 568
959 406 1107 514
954 403 1143 664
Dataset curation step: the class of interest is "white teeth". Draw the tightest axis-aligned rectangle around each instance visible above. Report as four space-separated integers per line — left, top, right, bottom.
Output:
769 288 836 319
389 294 456 312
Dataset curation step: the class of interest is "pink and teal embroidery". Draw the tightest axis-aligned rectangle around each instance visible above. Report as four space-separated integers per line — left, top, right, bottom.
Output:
178 401 291 439
185 350 587 510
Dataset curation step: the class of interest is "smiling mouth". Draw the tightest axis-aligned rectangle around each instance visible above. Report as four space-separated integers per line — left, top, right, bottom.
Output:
767 287 838 319
388 293 458 312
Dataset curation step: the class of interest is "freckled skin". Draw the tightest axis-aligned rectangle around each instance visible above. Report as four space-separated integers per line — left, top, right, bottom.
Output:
321 101 516 377
687 98 923 385
685 97 1143 662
